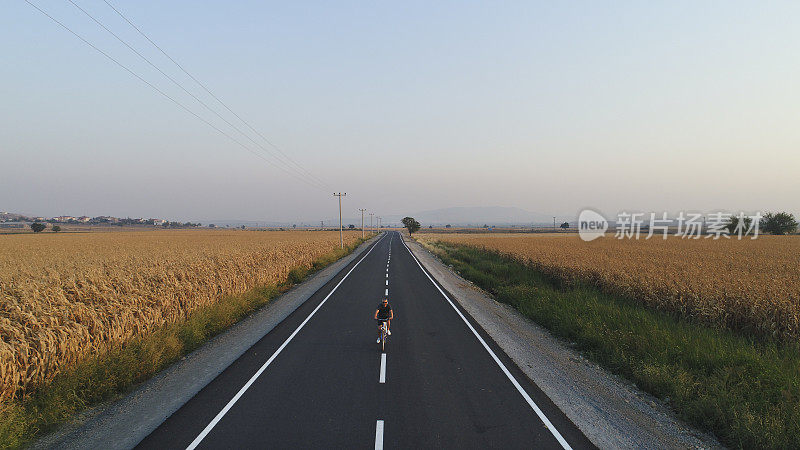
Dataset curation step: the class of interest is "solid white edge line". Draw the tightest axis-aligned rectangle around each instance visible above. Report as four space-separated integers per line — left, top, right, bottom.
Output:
400 237 573 450
185 234 387 450
379 353 386 383
374 420 384 450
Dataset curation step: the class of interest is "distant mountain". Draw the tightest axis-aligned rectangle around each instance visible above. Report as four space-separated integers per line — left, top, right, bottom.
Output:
383 206 553 227
203 206 555 229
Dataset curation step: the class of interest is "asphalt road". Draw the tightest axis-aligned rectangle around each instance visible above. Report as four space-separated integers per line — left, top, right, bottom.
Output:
137 231 594 449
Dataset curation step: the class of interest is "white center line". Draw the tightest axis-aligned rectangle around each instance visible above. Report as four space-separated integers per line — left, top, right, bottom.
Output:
375 420 384 450
385 288 388 296
379 353 386 383
385 279 388 286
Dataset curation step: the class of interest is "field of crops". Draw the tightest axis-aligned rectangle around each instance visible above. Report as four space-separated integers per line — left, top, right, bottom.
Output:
0 229 363 402
418 233 800 341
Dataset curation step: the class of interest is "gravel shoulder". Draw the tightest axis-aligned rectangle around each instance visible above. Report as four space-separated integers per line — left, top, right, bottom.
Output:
404 236 722 450
32 235 380 450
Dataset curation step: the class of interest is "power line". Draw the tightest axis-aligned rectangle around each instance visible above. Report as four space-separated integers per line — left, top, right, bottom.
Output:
23 0 323 190
65 0 327 190
101 0 330 189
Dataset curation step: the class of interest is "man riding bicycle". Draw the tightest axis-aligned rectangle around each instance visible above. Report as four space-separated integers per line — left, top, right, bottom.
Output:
374 298 393 343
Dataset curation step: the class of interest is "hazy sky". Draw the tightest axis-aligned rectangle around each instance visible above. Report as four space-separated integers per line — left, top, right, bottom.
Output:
3 1 799 222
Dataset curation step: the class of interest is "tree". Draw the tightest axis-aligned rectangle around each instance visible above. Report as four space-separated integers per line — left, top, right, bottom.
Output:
30 222 46 233
445 224 451 228
52 225 62 232
402 216 421 235
348 224 355 229
560 221 569 229
760 212 798 235
725 214 752 234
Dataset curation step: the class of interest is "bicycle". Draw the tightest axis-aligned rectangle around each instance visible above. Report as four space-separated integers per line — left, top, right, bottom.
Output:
378 319 389 351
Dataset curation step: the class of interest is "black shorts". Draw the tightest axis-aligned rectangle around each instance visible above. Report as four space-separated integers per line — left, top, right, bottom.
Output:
376 317 390 323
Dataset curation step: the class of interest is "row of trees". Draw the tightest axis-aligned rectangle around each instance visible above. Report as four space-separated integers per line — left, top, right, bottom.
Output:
28 221 200 232
26 212 799 235
162 221 201 228
724 212 798 235
399 212 799 236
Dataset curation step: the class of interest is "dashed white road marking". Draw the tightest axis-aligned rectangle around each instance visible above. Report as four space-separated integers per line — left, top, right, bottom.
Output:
385 288 388 296
379 353 386 383
374 420 384 450
400 237 573 450
185 235 387 450
385 280 388 285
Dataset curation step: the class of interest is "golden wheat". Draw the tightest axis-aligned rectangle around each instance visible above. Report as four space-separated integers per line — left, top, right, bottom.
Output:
419 233 800 341
0 229 363 402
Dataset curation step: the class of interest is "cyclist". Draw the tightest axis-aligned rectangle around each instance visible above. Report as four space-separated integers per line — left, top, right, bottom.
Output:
374 298 393 343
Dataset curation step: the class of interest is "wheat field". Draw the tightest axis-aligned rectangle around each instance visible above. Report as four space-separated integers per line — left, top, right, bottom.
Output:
0 229 363 402
418 233 800 341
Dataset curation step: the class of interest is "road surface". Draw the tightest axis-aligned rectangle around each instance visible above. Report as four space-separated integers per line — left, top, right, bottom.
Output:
138 231 594 449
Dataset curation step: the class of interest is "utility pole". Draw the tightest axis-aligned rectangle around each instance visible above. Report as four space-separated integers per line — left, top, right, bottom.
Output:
358 208 367 239
377 217 382 232
320 220 324 230
333 193 346 248
369 213 374 234
553 216 556 230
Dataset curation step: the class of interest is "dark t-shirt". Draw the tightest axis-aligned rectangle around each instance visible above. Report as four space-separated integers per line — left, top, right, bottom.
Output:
376 303 393 319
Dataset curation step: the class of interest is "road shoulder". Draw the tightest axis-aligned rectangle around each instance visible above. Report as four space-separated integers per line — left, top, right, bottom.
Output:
403 235 721 449
33 235 381 450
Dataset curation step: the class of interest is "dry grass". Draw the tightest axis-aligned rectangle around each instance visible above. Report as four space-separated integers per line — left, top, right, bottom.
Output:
0 229 363 402
418 233 800 341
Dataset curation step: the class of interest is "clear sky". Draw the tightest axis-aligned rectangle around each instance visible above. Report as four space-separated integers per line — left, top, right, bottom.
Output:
2 1 799 222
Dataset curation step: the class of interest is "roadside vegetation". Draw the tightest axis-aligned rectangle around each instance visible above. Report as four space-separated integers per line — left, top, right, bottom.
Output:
0 231 370 448
423 240 800 449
